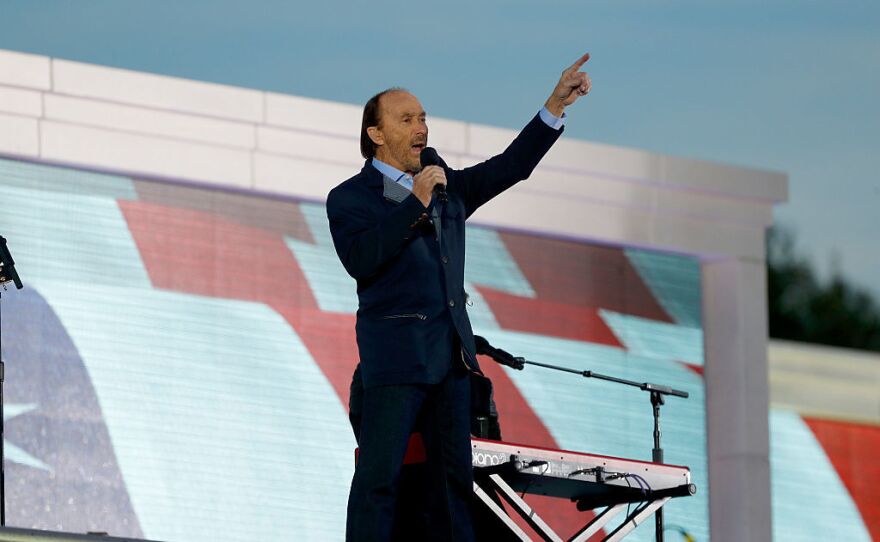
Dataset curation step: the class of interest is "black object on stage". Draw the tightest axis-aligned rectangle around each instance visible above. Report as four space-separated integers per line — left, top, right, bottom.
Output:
0 237 22 291
0 235 24 527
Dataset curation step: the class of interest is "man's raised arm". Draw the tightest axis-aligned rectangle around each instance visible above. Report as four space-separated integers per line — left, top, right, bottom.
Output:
453 52 593 215
544 52 593 117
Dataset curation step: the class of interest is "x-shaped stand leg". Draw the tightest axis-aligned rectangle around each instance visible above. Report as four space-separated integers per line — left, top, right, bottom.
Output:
603 497 670 542
473 474 673 542
472 482 532 541
568 503 627 542
485 473 563 542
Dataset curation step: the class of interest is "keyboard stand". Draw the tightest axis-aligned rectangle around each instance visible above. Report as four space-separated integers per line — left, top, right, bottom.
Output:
473 462 687 542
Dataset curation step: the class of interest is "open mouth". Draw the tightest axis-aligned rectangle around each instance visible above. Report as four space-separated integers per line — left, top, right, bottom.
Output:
411 143 426 154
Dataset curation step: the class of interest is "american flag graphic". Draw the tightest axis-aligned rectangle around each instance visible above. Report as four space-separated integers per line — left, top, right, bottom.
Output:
0 156 876 541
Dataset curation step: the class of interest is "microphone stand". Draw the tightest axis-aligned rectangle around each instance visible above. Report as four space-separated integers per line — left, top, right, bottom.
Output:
0 235 24 528
491 353 688 542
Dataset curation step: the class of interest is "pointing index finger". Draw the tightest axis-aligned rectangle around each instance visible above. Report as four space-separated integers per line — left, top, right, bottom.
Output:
568 52 591 73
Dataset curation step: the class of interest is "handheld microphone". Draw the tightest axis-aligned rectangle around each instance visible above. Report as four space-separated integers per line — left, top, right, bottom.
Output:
474 335 525 370
419 146 448 203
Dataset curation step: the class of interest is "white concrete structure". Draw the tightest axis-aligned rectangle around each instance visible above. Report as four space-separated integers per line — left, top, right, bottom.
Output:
769 340 880 424
0 48 787 541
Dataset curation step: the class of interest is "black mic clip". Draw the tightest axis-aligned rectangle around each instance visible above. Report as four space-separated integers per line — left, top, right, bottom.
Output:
505 354 525 370
474 335 526 370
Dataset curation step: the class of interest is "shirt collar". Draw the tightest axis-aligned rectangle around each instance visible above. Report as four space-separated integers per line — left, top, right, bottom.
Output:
371 158 414 191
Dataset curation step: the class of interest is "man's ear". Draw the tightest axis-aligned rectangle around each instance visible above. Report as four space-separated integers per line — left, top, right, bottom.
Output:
366 126 384 147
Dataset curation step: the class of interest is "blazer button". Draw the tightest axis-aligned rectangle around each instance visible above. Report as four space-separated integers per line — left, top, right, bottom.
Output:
441 255 449 264
448 299 455 307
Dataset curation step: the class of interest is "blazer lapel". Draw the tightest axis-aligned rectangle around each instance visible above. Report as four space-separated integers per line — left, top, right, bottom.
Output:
383 176 411 204
360 160 410 205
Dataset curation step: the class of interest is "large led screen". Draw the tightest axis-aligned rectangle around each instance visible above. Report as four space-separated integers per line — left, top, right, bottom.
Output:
0 156 709 541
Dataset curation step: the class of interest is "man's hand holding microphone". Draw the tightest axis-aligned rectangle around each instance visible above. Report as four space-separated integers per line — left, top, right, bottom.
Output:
412 165 446 208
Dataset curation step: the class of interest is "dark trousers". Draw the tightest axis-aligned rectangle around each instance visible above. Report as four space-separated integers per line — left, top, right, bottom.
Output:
346 367 475 542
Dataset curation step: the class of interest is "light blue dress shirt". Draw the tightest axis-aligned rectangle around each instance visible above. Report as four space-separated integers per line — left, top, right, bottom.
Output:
372 106 564 192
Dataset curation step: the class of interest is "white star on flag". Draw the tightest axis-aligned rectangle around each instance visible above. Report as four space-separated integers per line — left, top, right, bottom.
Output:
4 403 52 472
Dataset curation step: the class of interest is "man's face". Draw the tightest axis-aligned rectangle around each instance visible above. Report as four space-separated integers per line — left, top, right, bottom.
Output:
369 91 428 173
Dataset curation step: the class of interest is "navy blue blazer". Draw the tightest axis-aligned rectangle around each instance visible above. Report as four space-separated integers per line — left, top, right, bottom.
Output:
326 113 563 388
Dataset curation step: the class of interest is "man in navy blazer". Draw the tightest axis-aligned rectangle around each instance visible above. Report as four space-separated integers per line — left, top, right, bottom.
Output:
327 53 592 541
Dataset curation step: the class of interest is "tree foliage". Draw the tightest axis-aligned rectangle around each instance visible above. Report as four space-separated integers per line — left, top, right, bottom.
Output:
767 227 880 351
